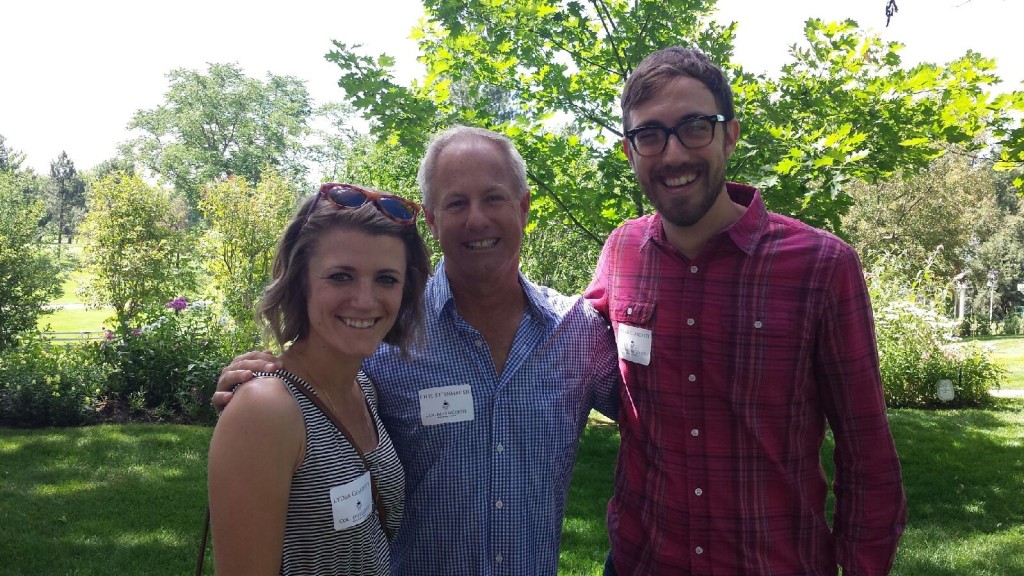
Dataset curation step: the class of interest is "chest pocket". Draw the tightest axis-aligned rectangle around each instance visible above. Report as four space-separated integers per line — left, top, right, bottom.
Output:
609 299 656 328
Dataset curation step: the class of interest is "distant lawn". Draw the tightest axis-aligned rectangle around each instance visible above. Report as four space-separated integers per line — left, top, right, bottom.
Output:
2 400 1022 576
969 335 1024 390
37 307 114 335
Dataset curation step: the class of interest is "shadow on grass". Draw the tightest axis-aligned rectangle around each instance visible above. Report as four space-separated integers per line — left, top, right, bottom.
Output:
885 400 1024 576
0 425 214 576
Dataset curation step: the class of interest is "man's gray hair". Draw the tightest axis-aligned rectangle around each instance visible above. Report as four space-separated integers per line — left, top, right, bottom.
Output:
417 125 529 208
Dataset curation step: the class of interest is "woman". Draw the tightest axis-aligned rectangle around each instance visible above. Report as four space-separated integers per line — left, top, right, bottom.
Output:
208 183 430 576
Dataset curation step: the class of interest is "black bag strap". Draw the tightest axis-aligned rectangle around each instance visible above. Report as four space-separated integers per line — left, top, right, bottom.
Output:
194 507 210 576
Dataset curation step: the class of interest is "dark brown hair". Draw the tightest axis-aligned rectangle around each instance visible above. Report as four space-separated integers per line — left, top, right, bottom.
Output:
621 47 735 132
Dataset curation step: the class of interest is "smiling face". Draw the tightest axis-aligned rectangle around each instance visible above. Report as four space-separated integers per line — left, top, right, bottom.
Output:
623 75 739 230
423 137 530 288
303 227 407 360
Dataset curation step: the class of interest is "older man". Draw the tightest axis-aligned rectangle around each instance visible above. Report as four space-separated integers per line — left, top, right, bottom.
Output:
216 126 619 575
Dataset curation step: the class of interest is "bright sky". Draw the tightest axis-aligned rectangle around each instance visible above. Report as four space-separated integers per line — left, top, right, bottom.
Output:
2 0 1020 175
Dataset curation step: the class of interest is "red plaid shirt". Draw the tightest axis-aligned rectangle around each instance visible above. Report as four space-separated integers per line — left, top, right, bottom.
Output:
585 184 906 576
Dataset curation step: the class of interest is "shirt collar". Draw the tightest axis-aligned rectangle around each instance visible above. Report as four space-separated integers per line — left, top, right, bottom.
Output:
427 257 558 327
642 182 767 256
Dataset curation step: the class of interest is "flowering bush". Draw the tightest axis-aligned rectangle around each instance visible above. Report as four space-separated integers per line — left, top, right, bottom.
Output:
96 300 255 423
868 251 1003 408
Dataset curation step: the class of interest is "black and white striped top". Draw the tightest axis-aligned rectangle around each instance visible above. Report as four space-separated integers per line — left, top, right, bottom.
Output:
255 369 404 576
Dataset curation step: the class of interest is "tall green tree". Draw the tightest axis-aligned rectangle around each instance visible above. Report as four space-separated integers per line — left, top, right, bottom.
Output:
842 151 1003 280
328 2 1020 235
123 63 313 212
198 170 298 336
0 171 63 350
78 173 197 329
47 151 86 247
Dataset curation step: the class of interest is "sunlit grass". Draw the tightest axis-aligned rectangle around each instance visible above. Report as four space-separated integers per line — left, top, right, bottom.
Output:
1 399 1022 575
37 306 114 333
970 335 1024 390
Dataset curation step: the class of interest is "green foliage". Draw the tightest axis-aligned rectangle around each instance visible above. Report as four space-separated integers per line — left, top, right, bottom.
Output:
198 171 298 335
95 302 248 423
735 20 1015 232
326 3 1020 245
0 337 106 427
123 63 313 211
842 151 1003 279
0 171 63 351
868 251 1002 407
78 173 198 329
327 0 734 242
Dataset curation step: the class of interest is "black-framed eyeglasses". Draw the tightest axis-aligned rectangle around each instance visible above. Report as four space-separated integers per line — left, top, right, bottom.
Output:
625 114 729 157
306 183 420 225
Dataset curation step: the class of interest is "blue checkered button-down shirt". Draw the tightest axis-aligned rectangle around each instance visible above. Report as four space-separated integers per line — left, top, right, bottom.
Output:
363 260 619 576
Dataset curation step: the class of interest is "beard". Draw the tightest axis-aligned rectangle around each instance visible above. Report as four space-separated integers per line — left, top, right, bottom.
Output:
645 161 727 228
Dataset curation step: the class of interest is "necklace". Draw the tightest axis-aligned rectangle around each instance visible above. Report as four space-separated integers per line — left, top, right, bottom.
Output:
318 386 339 416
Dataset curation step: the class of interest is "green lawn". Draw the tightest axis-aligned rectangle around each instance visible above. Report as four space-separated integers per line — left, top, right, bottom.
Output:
37 306 114 334
971 336 1024 390
2 400 1023 575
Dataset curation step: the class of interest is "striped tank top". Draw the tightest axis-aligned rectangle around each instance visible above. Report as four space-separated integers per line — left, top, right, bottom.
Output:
255 369 405 576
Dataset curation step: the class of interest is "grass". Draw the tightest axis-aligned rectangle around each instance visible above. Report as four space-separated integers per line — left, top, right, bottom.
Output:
970 335 1024 390
37 307 114 334
36 253 115 335
0 425 214 575
2 400 1022 576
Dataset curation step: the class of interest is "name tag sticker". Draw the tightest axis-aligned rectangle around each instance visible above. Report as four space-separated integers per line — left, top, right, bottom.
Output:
618 324 652 366
419 385 474 426
330 471 373 531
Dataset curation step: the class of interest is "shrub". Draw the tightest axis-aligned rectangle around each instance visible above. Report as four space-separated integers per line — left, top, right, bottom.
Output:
96 298 255 423
868 251 1003 408
0 337 107 427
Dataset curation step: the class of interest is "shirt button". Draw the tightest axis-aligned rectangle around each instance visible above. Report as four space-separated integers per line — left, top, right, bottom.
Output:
496 443 504 453
686 318 694 326
688 374 696 382
496 500 504 509
475 339 484 347
696 546 704 555
627 307 633 315
754 320 763 329
691 429 700 437
690 265 698 273
694 487 703 496
496 554 503 564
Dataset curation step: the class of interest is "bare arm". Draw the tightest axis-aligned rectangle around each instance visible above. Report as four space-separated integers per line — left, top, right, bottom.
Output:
208 378 304 576
211 350 283 412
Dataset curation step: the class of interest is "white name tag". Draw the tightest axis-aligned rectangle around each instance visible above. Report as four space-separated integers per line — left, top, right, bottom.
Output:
617 323 652 366
330 471 373 531
419 385 475 426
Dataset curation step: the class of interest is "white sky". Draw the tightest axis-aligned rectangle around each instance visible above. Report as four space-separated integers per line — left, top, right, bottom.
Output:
1 0 1021 175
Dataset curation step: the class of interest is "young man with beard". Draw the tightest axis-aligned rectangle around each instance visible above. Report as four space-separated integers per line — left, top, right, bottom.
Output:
585 47 907 576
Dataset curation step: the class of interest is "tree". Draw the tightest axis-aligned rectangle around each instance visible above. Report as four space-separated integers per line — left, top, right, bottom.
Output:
123 63 314 212
78 173 198 329
327 1 1018 237
47 151 87 247
198 170 298 335
0 171 63 350
842 151 1003 280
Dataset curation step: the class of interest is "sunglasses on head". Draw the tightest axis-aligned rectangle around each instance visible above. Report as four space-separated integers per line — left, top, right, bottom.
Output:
307 183 420 225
